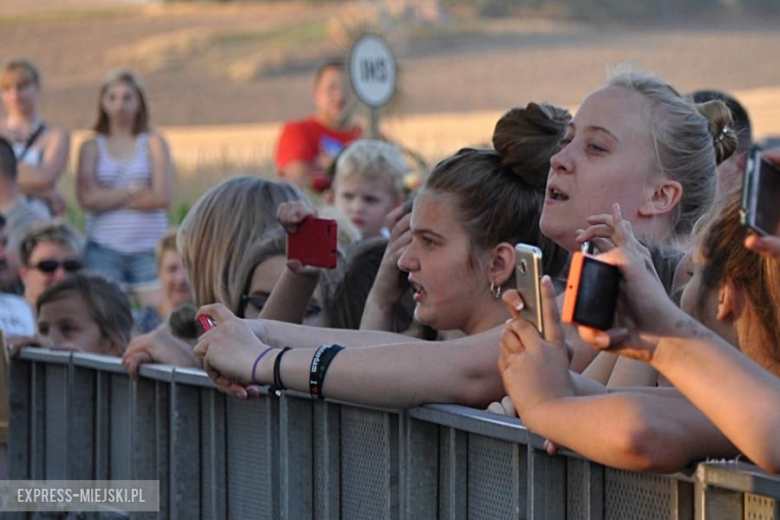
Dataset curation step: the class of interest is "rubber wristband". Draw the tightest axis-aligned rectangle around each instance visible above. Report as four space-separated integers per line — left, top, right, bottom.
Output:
309 343 344 400
251 346 274 386
271 346 292 396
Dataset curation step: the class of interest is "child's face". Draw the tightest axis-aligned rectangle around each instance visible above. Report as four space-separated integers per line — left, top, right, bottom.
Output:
397 191 494 335
334 175 402 238
37 294 119 356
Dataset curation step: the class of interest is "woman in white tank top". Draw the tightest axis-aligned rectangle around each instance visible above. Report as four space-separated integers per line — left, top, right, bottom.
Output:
76 69 173 303
0 58 69 216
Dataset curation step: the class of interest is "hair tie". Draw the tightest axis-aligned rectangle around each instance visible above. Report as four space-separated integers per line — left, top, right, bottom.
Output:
717 126 729 143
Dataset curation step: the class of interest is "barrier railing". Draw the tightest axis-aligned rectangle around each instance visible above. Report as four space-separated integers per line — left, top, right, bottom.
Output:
8 349 780 519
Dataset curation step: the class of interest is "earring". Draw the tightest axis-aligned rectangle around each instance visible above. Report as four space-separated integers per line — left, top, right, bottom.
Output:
490 281 501 300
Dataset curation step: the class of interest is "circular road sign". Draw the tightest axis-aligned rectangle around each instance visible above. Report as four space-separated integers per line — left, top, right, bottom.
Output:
348 34 397 108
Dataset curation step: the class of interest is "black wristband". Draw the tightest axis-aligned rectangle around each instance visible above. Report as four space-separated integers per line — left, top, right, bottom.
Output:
309 343 344 400
270 346 292 397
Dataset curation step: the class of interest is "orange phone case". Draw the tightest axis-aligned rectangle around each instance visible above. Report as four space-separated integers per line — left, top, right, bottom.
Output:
561 251 586 325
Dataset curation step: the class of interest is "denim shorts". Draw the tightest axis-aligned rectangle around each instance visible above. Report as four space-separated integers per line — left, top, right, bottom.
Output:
85 241 159 290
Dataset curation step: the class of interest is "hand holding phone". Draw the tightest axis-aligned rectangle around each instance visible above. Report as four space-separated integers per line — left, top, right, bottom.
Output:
287 216 338 269
561 252 621 331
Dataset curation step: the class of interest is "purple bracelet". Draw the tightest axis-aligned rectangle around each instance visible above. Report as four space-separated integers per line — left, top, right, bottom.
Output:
251 347 274 386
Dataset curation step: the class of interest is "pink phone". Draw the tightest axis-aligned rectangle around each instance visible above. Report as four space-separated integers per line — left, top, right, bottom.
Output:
198 315 215 332
286 216 338 269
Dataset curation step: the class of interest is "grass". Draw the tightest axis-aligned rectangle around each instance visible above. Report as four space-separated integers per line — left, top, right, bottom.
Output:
0 8 139 27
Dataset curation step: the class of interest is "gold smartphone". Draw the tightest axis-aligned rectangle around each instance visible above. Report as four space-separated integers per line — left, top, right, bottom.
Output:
514 243 544 337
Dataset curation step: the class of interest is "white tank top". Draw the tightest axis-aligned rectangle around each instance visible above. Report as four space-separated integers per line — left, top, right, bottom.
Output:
85 134 168 253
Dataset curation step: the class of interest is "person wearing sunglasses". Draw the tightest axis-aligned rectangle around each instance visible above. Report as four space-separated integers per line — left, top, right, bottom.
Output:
18 221 83 310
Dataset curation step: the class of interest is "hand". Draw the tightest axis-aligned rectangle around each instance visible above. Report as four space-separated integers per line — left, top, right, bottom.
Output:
572 205 684 361
486 395 517 417
745 233 780 259
43 189 67 216
499 276 574 418
373 208 412 306
122 325 200 380
277 201 320 277
194 303 273 399
6 335 40 357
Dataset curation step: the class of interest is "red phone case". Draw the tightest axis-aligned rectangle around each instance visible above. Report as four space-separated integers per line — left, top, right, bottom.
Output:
287 216 339 269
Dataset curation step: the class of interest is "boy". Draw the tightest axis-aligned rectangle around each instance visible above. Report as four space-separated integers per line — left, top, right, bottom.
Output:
330 139 406 239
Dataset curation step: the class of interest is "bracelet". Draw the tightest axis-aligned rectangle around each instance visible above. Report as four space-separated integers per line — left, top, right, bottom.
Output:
251 346 274 386
309 343 344 400
270 347 292 396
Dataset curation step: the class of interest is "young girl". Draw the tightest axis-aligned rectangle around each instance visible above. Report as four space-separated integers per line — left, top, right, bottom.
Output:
194 103 570 408
77 69 173 304
500 188 779 472
36 273 133 356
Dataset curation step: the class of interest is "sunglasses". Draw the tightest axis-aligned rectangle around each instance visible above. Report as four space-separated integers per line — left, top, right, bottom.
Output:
33 259 83 274
241 294 322 318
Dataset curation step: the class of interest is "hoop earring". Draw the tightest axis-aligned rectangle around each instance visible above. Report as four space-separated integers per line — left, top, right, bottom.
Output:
490 281 501 300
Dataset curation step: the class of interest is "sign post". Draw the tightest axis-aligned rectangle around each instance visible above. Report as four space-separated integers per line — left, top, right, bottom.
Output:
348 34 397 139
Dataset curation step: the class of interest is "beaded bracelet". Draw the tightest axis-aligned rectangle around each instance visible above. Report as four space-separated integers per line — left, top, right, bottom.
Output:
309 343 344 400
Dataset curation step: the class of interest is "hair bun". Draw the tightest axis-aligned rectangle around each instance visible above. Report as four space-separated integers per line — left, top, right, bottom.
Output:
492 102 571 190
169 303 198 339
696 100 738 165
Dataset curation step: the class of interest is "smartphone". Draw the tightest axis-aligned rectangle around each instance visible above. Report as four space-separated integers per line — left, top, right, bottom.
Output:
562 252 621 331
741 146 780 237
198 315 215 332
287 216 339 269
514 244 544 336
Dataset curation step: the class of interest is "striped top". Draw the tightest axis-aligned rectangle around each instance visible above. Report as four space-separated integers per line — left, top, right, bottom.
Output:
85 133 167 253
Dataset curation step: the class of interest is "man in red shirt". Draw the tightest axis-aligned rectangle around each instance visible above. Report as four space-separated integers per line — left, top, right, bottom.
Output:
274 59 362 192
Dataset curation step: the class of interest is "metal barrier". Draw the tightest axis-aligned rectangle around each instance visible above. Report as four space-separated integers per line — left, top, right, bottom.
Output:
8 349 780 519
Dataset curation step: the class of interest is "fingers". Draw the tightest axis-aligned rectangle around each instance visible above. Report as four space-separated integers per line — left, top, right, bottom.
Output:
539 276 565 344
196 303 236 326
276 201 315 232
544 439 560 456
745 234 780 259
577 325 629 350
501 289 524 320
500 395 517 418
122 350 153 380
486 401 505 415
384 205 405 230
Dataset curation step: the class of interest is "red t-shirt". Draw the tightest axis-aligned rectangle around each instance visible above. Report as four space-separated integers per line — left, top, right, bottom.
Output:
274 117 362 173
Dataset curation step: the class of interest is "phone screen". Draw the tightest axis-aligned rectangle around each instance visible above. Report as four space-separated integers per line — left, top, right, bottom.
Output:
754 155 780 236
575 257 621 331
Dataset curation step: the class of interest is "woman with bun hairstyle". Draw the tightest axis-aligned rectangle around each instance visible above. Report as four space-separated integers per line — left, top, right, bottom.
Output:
543 67 739 381
499 188 779 473
194 103 570 409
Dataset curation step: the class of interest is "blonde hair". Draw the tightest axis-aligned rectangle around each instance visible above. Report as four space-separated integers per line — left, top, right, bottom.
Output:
334 139 407 198
0 58 40 90
93 69 149 135
177 176 308 306
155 228 179 270
606 68 738 239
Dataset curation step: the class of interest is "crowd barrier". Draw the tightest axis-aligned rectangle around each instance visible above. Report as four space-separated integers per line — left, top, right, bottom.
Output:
7 348 780 519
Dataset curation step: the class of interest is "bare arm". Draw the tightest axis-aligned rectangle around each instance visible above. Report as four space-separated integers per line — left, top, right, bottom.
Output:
651 324 780 473
195 304 506 409
251 317 425 349
126 133 174 210
258 268 320 323
520 391 737 473
16 126 70 193
76 138 140 212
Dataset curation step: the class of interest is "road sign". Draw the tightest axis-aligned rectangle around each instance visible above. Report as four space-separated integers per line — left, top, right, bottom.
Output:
348 34 396 108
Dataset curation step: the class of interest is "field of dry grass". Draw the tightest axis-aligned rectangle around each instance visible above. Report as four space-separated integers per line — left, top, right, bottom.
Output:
3 0 780 213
